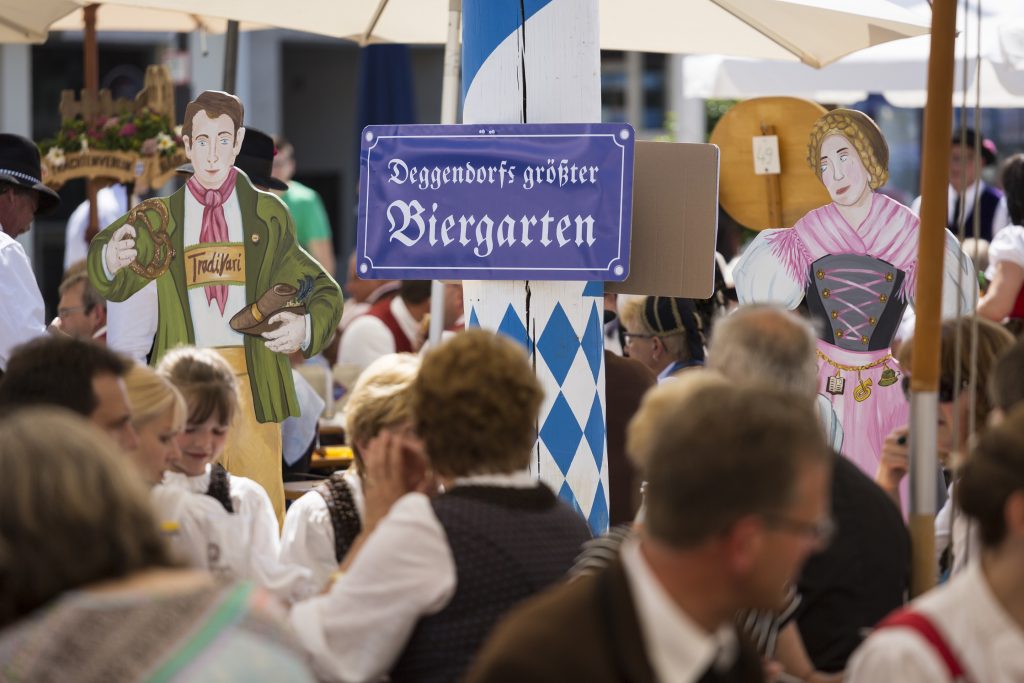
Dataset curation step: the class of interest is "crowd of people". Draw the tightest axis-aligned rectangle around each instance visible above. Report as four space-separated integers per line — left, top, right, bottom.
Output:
1 112 1024 683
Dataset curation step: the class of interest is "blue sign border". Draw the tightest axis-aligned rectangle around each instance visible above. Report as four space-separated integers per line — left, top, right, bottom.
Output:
357 123 634 281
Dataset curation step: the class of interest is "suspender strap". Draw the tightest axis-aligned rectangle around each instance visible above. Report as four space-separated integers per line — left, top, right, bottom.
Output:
315 473 362 562
876 609 966 680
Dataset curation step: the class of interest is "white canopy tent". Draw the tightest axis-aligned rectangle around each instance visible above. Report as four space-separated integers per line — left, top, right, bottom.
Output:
682 0 1024 107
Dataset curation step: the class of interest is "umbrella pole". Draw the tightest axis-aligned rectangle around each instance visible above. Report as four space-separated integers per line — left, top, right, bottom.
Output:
83 4 101 243
428 0 463 348
223 20 239 93
909 0 957 598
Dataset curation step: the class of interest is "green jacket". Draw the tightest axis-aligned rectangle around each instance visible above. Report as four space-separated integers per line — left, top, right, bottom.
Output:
88 171 342 423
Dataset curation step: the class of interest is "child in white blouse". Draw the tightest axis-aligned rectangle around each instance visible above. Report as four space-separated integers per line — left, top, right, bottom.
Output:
157 346 315 604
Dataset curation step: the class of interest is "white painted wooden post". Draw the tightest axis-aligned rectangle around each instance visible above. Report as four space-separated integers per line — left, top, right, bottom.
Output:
461 0 608 532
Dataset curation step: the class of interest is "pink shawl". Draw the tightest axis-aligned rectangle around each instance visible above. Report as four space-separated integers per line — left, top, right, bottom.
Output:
768 193 920 301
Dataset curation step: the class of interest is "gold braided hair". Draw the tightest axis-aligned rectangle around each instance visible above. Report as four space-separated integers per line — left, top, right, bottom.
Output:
807 109 889 190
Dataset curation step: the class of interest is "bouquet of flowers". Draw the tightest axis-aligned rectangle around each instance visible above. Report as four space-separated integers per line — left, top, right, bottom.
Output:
39 108 182 170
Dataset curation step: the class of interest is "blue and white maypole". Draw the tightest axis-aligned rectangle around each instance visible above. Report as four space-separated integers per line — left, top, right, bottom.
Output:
461 0 608 533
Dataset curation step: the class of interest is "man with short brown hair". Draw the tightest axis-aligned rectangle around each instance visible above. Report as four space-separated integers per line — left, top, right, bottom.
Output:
467 378 832 683
0 336 138 452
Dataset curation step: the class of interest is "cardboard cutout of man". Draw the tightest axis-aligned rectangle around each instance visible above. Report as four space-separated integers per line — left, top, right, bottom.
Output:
733 109 975 485
88 91 343 520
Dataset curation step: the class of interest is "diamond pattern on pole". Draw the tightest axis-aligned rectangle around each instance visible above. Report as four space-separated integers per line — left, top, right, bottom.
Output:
588 480 609 532
558 479 584 517
582 300 603 383
468 306 480 328
584 390 605 471
539 392 584 476
497 303 530 352
536 303 580 386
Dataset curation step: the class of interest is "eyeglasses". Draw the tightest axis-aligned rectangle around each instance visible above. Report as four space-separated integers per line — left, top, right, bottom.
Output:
901 376 966 403
58 305 88 318
622 332 655 344
763 514 836 549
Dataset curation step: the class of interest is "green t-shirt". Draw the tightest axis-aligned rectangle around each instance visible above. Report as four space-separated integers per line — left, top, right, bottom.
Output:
280 179 331 248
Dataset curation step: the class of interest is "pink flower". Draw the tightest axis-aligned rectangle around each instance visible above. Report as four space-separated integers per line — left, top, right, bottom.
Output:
118 123 137 137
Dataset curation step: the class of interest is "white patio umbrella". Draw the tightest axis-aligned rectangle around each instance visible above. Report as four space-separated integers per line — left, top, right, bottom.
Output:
0 0 80 43
0 0 265 42
48 6 264 33
86 0 929 67
682 0 1024 107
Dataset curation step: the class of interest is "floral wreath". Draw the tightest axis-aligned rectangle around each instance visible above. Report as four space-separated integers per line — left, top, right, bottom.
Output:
39 108 182 171
806 110 889 190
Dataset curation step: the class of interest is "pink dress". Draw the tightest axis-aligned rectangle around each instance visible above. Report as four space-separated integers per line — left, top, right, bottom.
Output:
733 193 975 480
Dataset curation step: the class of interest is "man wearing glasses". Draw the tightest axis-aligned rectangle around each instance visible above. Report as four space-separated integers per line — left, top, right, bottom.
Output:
57 269 108 343
467 377 833 683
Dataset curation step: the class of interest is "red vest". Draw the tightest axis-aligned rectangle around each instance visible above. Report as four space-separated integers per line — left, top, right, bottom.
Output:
1011 285 1024 319
366 298 415 353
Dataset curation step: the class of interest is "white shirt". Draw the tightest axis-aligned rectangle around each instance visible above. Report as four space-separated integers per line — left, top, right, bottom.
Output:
846 562 1024 682
934 485 979 578
621 537 739 683
911 181 1011 239
183 188 247 348
986 223 1024 280
337 296 421 371
0 227 46 370
338 281 401 331
160 466 317 605
107 280 158 362
64 184 128 271
280 467 364 590
149 481 235 568
289 470 536 683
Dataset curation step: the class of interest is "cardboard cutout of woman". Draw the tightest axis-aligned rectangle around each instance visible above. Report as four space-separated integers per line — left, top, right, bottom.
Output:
734 109 976 479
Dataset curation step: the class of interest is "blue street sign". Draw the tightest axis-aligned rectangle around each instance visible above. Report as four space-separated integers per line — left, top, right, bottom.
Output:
357 123 634 281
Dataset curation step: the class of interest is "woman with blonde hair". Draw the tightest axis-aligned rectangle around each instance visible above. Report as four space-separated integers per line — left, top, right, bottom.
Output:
0 408 315 681
123 362 187 486
734 108 976 481
281 352 421 589
157 346 315 604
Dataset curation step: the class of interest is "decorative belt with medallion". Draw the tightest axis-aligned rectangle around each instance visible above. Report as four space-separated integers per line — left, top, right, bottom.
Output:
816 350 900 403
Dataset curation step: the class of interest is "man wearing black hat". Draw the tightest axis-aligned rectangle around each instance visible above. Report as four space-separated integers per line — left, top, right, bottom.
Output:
0 133 61 371
912 128 1010 242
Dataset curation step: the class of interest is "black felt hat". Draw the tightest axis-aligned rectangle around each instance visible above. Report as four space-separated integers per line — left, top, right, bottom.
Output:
0 134 61 215
177 127 288 191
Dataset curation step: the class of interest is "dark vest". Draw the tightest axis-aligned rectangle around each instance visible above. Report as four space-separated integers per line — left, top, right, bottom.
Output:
390 485 592 683
366 297 415 353
804 254 906 352
950 184 1003 241
205 464 234 513
314 472 362 562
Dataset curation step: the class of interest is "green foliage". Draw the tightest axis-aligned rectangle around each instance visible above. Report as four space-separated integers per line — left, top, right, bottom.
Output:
38 108 181 157
705 99 738 139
